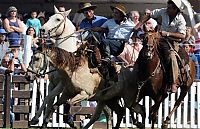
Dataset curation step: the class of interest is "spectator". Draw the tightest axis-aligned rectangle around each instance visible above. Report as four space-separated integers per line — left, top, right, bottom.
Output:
3 6 23 48
26 26 39 52
7 48 26 75
72 2 85 30
0 28 9 62
184 43 199 79
184 27 195 44
37 11 46 26
18 14 27 35
79 2 107 29
0 52 15 74
58 5 65 12
26 10 41 37
128 11 140 25
144 8 157 29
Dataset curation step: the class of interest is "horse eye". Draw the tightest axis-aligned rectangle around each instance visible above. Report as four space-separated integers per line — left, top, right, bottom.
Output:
57 18 61 21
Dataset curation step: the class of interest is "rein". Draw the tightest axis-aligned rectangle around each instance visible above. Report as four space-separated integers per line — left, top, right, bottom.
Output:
56 29 85 46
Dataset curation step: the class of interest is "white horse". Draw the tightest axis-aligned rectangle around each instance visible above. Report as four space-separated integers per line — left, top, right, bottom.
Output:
29 6 80 127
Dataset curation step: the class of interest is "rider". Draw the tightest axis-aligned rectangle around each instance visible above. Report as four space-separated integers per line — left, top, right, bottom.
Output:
79 2 107 29
133 0 187 93
86 5 135 80
92 5 134 63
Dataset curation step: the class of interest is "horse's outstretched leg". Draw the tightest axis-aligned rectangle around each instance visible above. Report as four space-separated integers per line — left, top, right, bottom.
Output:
29 81 63 125
162 87 189 129
82 101 106 129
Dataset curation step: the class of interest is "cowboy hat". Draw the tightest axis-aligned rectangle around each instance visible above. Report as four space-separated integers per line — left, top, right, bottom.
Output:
168 0 184 10
110 4 127 16
78 3 97 13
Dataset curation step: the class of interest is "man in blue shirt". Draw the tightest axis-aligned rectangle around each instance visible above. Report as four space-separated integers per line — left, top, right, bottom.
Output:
79 3 107 29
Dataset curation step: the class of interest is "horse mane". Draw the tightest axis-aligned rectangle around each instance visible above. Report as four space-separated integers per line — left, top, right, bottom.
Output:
45 43 87 72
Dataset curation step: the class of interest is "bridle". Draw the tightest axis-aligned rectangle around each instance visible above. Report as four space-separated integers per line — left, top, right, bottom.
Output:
47 13 66 39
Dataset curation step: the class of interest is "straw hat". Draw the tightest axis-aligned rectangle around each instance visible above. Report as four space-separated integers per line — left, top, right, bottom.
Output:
169 0 184 10
78 3 97 13
110 4 127 16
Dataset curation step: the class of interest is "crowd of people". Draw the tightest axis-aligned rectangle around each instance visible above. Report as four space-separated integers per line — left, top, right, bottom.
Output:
1 0 200 124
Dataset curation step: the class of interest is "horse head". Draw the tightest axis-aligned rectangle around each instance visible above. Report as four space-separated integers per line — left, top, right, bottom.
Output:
141 31 160 60
29 50 48 76
41 6 77 52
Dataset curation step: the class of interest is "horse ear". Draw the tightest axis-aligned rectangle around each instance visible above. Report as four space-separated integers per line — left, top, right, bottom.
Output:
54 5 59 14
64 9 71 17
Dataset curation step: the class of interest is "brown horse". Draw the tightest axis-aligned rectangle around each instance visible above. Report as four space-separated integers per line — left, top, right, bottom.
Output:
134 31 196 129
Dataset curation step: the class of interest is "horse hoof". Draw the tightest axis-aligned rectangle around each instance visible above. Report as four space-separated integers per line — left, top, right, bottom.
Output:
136 122 145 129
29 117 39 125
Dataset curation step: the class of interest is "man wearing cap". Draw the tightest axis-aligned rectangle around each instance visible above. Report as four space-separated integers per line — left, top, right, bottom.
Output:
133 0 187 93
3 6 23 48
79 3 107 29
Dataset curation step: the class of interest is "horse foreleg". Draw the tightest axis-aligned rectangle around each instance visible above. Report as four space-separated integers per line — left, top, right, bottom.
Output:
162 89 188 129
83 101 106 129
30 81 63 125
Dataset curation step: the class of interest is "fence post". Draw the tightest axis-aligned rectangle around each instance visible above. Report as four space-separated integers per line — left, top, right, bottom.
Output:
4 73 11 128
